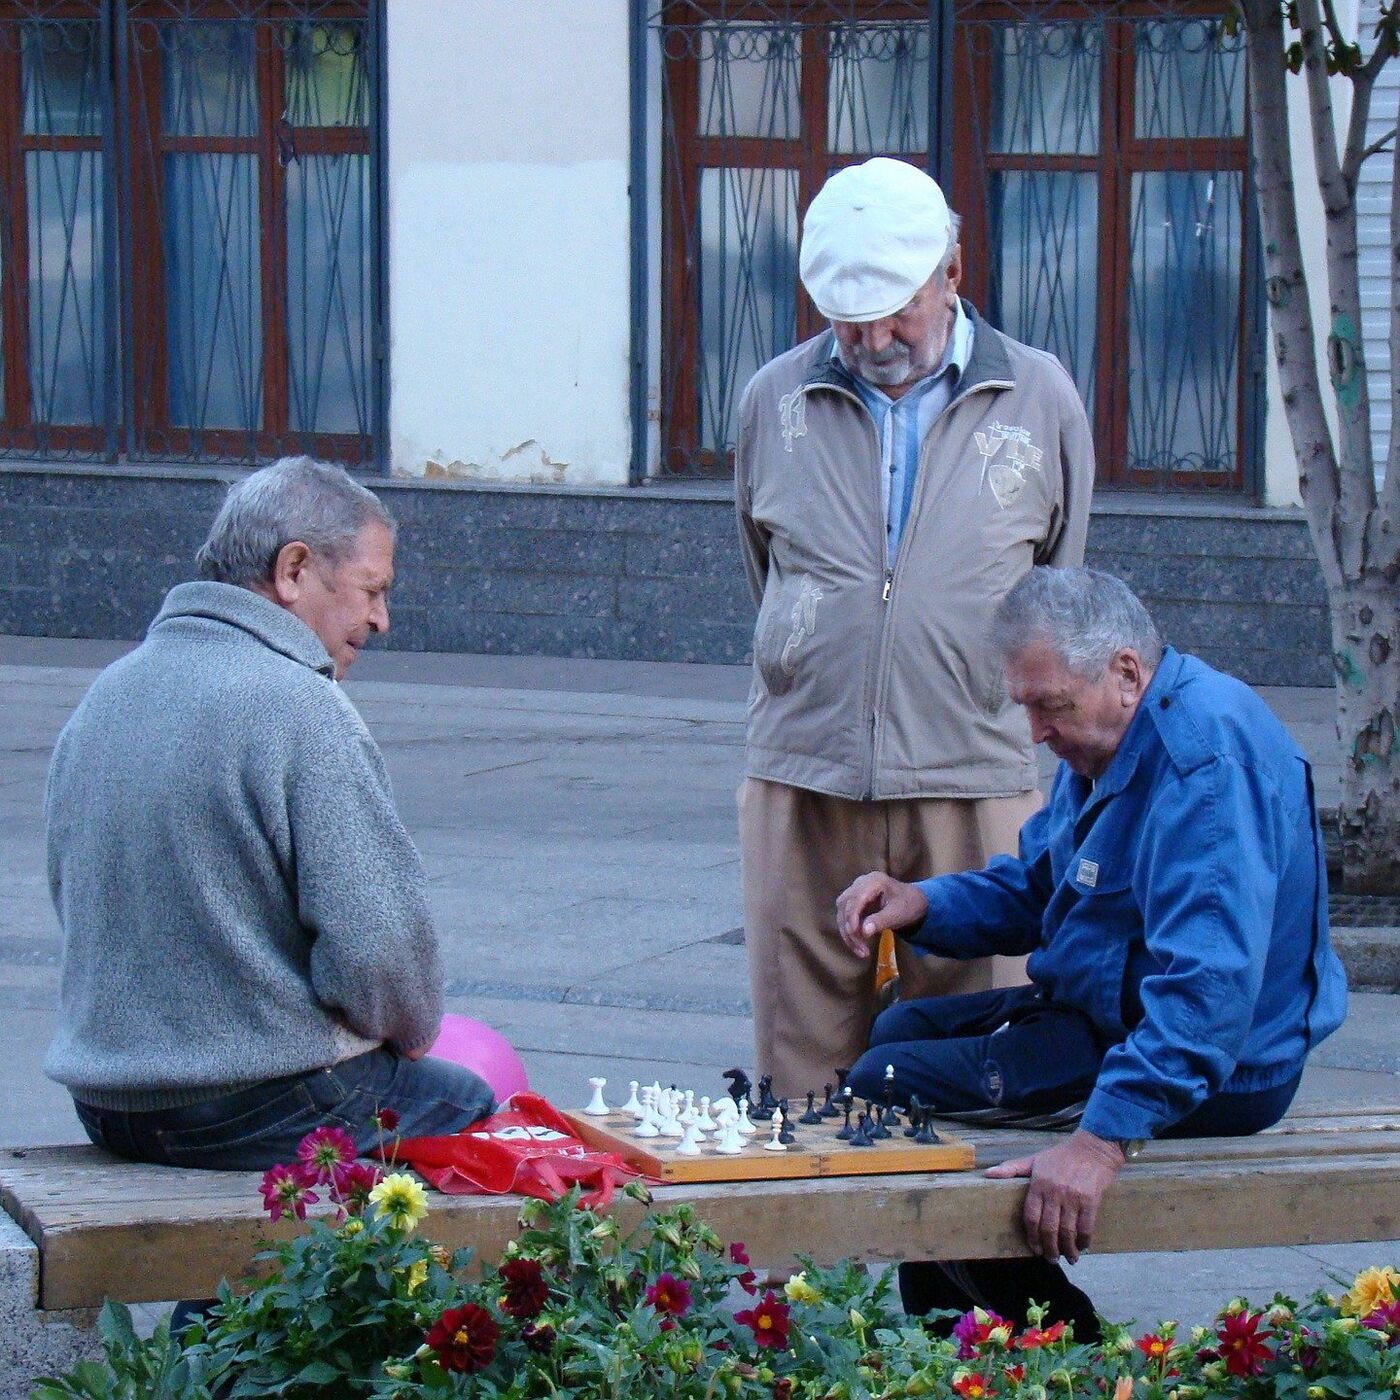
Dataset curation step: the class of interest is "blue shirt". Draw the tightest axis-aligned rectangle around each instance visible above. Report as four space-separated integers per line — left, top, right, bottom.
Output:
905 648 1347 1141
844 300 974 559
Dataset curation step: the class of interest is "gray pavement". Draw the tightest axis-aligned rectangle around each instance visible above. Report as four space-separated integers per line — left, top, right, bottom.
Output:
1 634 1396 1329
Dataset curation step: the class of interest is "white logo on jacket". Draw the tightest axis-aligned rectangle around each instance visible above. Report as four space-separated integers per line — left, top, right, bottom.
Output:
974 420 1044 508
780 574 823 675
1076 858 1099 888
779 389 808 451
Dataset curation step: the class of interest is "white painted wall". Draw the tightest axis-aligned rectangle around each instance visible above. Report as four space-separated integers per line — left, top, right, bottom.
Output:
386 1 633 485
1261 0 1361 506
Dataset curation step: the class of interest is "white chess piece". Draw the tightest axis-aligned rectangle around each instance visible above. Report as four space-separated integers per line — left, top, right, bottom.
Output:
621 1080 643 1116
697 1096 715 1133
675 1116 704 1155
737 1098 756 1135
762 1106 788 1152
634 1087 660 1138
658 1091 684 1138
584 1077 609 1115
714 1111 745 1154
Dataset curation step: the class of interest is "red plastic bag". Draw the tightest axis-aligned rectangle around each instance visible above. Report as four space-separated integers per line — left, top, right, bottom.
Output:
396 1092 652 1210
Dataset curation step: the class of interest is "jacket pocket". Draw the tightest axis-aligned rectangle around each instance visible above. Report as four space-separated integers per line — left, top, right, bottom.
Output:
753 571 825 696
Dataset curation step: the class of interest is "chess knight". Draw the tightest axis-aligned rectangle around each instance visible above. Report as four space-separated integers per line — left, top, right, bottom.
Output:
735 157 1095 1101
837 567 1347 1336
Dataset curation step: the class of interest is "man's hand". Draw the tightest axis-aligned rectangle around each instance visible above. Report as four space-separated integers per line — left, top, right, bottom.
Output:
983 1130 1125 1263
835 872 929 956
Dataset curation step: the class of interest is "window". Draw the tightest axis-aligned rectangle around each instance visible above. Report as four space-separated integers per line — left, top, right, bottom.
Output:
0 0 380 466
654 0 1256 490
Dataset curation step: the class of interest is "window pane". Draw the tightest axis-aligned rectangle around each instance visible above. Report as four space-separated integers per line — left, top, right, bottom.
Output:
1126 171 1241 477
697 23 799 139
1135 19 1244 139
987 171 1098 419
22 21 101 137
698 166 797 457
26 150 105 426
828 22 930 155
163 153 263 430
286 154 370 436
989 22 1101 156
161 22 257 138
284 21 367 128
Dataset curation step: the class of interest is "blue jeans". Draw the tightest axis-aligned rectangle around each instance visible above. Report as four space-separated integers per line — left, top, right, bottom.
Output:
74 1050 495 1171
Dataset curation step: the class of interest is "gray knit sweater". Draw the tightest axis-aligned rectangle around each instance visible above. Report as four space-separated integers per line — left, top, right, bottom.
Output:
44 582 444 1111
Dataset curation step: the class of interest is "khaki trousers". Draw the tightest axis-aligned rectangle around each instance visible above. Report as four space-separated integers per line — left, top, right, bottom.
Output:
738 778 1043 1102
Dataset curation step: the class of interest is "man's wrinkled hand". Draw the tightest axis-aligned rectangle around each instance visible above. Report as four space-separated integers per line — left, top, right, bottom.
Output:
983 1130 1125 1263
835 872 929 956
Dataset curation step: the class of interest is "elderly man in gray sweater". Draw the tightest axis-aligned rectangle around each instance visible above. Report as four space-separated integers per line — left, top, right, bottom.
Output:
44 456 494 1169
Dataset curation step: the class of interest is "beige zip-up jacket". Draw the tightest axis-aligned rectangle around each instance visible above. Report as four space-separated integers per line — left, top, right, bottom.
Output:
735 304 1094 801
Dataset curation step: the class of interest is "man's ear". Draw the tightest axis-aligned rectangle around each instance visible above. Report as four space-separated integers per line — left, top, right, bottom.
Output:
267 540 314 607
1112 648 1146 706
944 245 963 296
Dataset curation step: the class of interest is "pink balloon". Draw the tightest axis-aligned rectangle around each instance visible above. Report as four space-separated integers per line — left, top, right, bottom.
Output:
428 1013 529 1102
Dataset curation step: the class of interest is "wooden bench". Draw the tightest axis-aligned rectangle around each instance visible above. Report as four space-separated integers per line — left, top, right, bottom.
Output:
4 1106 1400 1313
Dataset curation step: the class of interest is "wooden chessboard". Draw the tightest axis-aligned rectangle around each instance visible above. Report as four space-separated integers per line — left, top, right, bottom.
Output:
562 1107 975 1183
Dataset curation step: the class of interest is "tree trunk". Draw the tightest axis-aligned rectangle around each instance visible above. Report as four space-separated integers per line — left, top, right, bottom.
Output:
1331 582 1400 891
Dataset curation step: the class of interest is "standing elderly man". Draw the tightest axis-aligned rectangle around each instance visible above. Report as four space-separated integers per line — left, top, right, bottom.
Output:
736 156 1096 1099
45 456 494 1169
838 567 1347 1329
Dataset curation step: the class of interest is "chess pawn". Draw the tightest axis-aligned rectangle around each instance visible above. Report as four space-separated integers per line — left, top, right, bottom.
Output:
799 1090 824 1126
621 1080 643 1117
584 1077 609 1115
762 1106 788 1151
658 1092 684 1138
736 1097 757 1135
634 1088 660 1138
674 1117 704 1156
714 1112 745 1154
697 1096 716 1133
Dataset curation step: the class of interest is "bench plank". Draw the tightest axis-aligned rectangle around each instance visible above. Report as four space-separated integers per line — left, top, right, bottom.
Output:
6 1112 1400 1311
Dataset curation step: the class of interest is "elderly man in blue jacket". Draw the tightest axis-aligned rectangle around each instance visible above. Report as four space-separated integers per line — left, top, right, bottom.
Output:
838 566 1346 1328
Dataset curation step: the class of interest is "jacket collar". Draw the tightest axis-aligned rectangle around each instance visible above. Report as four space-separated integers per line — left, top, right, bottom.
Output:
801 299 1013 398
150 580 336 678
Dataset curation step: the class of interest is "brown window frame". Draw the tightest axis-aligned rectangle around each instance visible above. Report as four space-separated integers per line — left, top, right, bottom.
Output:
951 0 1249 491
125 0 372 465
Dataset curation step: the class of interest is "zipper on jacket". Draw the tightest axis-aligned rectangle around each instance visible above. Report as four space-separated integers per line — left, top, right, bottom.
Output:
866 373 1014 798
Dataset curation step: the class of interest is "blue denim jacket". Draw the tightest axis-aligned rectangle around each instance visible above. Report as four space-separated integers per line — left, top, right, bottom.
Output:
909 648 1347 1141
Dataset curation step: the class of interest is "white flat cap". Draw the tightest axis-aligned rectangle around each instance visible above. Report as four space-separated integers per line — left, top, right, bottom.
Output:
799 157 952 322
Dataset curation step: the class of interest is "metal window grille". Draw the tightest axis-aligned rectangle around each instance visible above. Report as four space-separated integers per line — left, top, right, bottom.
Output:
650 0 1260 491
0 0 383 467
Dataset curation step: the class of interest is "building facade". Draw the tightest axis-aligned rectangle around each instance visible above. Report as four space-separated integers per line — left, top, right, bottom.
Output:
0 0 1378 684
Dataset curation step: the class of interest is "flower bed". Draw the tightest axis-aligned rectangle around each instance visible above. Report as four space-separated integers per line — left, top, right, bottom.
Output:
30 1124 1400 1400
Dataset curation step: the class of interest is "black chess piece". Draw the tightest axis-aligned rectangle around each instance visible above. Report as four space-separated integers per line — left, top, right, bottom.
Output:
834 1066 850 1099
722 1067 752 1108
869 1108 892 1141
850 1112 874 1147
799 1090 823 1126
818 1082 840 1118
881 1065 902 1127
777 1100 796 1144
835 1103 855 1141
913 1111 940 1146
903 1096 924 1139
751 1074 776 1120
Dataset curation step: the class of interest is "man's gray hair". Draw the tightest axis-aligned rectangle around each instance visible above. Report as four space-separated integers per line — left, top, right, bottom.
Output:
991 567 1164 678
195 456 395 588
937 210 964 277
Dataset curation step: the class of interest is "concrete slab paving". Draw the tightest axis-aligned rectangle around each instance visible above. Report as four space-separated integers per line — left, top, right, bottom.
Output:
0 636 1395 1335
